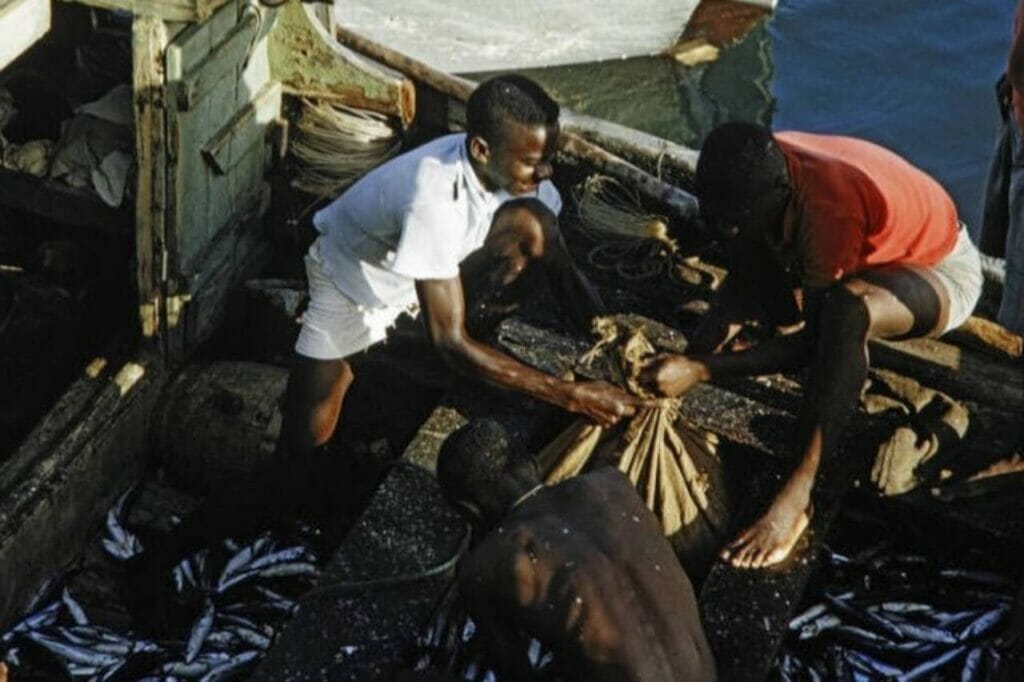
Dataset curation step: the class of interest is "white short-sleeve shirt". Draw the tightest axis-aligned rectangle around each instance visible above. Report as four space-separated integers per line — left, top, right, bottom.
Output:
312 133 562 308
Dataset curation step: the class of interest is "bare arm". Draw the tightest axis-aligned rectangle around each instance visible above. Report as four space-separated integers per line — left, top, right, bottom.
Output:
643 289 823 397
416 276 639 427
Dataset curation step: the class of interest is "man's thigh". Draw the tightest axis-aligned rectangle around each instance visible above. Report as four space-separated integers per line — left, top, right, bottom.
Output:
842 265 950 341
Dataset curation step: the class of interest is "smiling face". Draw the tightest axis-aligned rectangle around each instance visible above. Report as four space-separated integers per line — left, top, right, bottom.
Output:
469 120 558 196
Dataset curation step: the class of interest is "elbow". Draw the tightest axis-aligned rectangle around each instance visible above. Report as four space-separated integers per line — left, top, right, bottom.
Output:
431 328 472 367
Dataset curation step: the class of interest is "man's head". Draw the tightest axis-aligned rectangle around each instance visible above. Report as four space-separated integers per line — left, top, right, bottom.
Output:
466 75 560 196
436 418 540 527
695 122 791 241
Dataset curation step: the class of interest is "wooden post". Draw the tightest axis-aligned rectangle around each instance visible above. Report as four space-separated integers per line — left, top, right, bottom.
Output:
332 25 700 222
132 18 170 349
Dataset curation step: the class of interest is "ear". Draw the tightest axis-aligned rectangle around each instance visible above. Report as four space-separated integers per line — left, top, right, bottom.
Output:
469 134 491 165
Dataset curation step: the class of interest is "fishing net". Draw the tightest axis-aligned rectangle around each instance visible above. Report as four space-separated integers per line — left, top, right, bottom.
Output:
289 99 401 197
536 317 729 569
574 175 721 289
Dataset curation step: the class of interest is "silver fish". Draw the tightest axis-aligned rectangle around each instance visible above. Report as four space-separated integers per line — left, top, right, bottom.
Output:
3 600 60 641
897 621 959 645
897 644 967 682
61 588 89 626
843 648 903 678
880 601 933 615
957 606 1009 641
960 647 984 682
24 630 120 667
256 561 318 580
799 614 842 640
789 603 828 631
225 625 271 650
939 569 1013 590
186 600 216 664
197 649 259 682
102 489 144 561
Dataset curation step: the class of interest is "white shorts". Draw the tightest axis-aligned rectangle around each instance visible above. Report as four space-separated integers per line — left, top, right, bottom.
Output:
929 224 983 333
294 241 413 360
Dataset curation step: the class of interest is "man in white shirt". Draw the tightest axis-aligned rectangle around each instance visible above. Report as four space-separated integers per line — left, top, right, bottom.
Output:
278 75 641 487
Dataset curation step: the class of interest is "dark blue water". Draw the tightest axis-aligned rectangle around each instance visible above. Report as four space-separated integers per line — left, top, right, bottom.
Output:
769 0 1016 231
521 1 1016 232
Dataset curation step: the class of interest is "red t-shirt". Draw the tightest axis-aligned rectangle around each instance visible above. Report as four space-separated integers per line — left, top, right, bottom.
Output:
774 132 959 289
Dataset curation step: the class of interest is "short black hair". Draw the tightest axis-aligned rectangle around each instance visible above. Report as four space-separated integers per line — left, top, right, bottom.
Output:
436 419 537 510
466 75 559 146
695 122 789 220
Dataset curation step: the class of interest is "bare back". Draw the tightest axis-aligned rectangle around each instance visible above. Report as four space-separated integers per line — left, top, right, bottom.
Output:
458 467 716 681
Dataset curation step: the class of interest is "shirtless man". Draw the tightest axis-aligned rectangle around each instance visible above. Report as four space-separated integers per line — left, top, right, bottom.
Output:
641 123 983 569
437 419 716 681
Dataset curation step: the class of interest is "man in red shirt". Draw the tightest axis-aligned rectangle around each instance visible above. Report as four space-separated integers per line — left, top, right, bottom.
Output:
642 123 982 569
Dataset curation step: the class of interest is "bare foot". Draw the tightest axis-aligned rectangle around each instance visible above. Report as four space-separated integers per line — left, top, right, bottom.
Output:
720 493 812 569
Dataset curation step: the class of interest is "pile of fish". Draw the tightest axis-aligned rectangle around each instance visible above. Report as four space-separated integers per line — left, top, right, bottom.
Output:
412 585 556 681
1 489 320 680
777 544 1018 681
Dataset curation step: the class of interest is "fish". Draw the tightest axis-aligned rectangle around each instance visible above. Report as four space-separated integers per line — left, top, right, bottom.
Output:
197 650 258 681
897 644 967 682
842 648 903 678
186 600 216 664
879 601 933 615
3 601 60 641
788 603 828 631
896 621 959 645
24 630 120 667
799 613 842 640
938 569 1014 590
163 652 232 676
218 547 314 592
224 625 272 650
834 624 897 652
61 589 89 626
957 606 1009 642
256 561 318 580
101 489 144 561
825 593 903 641
960 647 984 682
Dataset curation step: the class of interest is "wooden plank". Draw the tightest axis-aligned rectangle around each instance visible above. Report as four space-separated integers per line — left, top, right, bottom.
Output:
871 336 1024 412
165 0 240 79
202 80 281 177
0 168 131 234
0 0 49 71
132 17 170 343
171 6 273 111
0 350 167 630
268 2 415 124
59 0 234 23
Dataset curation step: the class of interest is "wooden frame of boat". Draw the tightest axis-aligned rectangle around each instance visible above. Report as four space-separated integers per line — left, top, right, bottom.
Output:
0 0 703 633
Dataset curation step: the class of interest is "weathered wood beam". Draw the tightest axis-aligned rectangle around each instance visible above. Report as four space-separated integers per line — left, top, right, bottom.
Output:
269 4 415 125
132 17 170 345
871 336 1023 413
0 350 166 630
332 25 700 222
0 168 131 235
